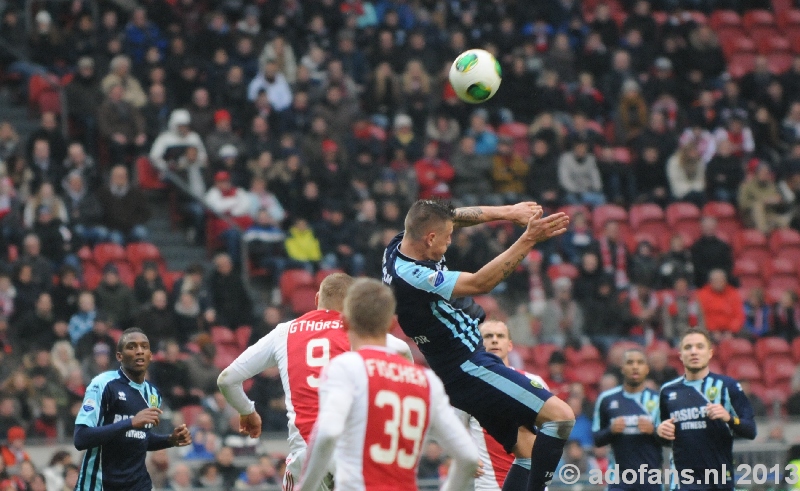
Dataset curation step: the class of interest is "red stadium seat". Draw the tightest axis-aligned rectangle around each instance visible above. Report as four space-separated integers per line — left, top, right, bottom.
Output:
702 202 740 238
726 358 762 381
546 263 579 281
688 10 708 24
38 90 61 114
767 257 797 280
722 36 757 59
769 228 800 254
757 35 792 54
711 10 743 30
744 9 777 29
768 52 794 73
93 243 126 268
734 229 768 254
82 263 102 290
211 326 238 347
565 344 603 364
115 261 135 288
279 270 314 303
762 356 795 387
108 329 122 344
733 257 760 277
666 203 702 242
531 344 560 369
557 205 592 223
474 295 504 320
727 52 757 77
767 276 800 293
214 347 241 370
290 286 318 315
163 271 182 293
792 337 800 363
629 203 666 235
607 341 644 367
125 242 165 274
592 204 629 235
566 360 606 386
755 337 792 362
497 122 528 139
778 9 800 30
77 245 92 262
716 338 754 366
180 405 204 427
234 327 251 351
136 156 167 191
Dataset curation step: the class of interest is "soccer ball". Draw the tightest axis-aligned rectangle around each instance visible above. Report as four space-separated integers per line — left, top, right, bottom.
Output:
448 49 502 104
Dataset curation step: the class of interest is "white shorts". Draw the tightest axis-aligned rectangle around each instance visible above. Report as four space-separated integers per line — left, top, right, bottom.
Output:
283 448 333 491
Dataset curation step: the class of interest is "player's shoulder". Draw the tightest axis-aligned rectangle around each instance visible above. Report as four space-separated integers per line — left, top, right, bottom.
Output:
87 370 121 392
660 376 686 391
596 386 623 404
710 372 743 389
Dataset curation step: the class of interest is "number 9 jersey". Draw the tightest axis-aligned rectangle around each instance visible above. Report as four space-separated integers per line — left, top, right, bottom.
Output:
299 347 478 491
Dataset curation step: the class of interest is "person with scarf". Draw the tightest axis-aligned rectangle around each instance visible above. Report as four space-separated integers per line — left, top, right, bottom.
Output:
773 290 800 342
626 283 663 345
662 277 703 344
204 171 253 264
743 287 772 340
595 220 629 290
526 250 553 317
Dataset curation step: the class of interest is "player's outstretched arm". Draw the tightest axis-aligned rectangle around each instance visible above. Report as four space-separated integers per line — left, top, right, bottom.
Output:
451 211 569 298
298 357 357 491
427 373 479 491
74 407 162 450
453 202 542 229
217 324 284 416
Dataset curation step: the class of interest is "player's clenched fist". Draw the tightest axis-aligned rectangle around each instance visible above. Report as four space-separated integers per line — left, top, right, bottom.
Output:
656 418 675 440
610 416 626 434
132 408 162 428
706 403 731 422
168 424 192 447
239 411 263 439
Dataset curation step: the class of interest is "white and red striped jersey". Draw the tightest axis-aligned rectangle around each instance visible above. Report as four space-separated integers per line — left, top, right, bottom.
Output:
299 346 478 491
217 309 413 455
463 372 549 491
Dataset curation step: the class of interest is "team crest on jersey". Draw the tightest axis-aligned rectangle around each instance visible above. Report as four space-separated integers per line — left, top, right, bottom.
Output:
150 394 158 407
609 400 619 409
118 391 126 401
427 271 445 287
83 399 95 412
646 399 657 413
706 386 719 401
530 379 543 389
669 392 677 400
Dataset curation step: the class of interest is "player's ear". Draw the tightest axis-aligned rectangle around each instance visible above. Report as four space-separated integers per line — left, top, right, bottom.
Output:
116 351 122 363
314 292 319 308
425 231 436 248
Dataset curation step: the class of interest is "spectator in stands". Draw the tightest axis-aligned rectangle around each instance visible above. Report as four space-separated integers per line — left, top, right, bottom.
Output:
667 143 706 207
741 381 768 418
628 282 664 341
96 165 151 244
97 83 148 166
743 287 772 340
206 110 244 169
691 217 733 287
62 142 99 193
50 266 78 322
773 290 800 341
244 208 287 282
705 139 745 204
187 334 221 399
208 253 253 329
738 162 791 234
205 170 253 261
94 263 136 329
646 350 678 388
141 84 171 145
414 141 455 200
491 135 528 196
283 218 321 273
196 462 224 488
25 112 66 166
28 139 61 194
0 427 28 469
30 397 58 440
248 58 293 114
658 235 694 289
315 205 364 277
65 57 103 153
168 463 194 491
174 291 202 346
0 122 19 164
540 277 584 348
629 240 659 288
145 450 169 490
697 269 745 341
148 109 208 175
32 205 77 271
150 339 191 409
567 395 593 448
560 211 596 266
101 55 147 108
50 341 79 382
22 181 66 233
558 139 605 206
451 134 494 200
131 261 163 306
583 276 632 352
67 291 96 345
136 289 175 351
662 277 703 342
13 291 54 352
524 250 552 318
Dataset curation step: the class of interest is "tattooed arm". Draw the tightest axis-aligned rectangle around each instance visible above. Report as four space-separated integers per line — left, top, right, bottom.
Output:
451 211 570 297
453 202 543 229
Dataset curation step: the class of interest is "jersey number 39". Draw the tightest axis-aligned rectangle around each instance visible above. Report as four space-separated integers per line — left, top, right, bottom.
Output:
369 390 427 469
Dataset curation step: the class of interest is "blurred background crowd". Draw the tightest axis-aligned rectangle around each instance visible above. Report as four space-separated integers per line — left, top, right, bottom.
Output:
0 0 799 488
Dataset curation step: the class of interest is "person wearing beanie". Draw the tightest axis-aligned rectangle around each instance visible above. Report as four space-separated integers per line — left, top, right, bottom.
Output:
205 109 243 167
1 426 29 468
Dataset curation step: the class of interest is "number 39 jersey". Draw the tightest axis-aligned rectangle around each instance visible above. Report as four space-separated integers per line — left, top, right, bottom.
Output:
301 347 476 491
217 309 414 455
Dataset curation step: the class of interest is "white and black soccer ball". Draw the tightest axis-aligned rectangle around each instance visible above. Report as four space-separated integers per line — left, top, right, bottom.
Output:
448 49 502 104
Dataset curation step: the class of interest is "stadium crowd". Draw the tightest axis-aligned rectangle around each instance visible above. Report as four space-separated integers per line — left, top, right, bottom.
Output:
1 0 800 488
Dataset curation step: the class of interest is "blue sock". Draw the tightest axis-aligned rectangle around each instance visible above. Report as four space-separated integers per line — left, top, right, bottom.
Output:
502 460 530 491
527 432 568 491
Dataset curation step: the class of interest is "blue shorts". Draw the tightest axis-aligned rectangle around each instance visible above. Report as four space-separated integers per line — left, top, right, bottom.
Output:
443 350 553 453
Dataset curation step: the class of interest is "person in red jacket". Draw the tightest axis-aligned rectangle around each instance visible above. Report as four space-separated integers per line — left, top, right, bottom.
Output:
696 269 745 341
0 426 29 468
414 140 455 199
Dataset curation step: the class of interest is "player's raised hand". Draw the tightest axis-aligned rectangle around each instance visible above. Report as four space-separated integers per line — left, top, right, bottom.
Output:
131 407 162 429
610 416 626 434
638 416 655 434
239 411 263 439
524 212 570 243
706 403 731 422
506 202 543 227
168 424 192 447
656 418 675 440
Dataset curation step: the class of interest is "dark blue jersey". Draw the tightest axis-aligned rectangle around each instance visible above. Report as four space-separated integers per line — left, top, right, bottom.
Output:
658 373 757 490
382 232 486 379
74 369 165 491
593 386 662 486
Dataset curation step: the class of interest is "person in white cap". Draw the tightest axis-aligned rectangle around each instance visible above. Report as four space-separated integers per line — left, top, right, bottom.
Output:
149 109 207 175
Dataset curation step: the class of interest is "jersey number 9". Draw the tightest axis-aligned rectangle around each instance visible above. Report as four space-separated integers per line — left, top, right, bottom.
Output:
369 390 427 469
306 338 331 388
